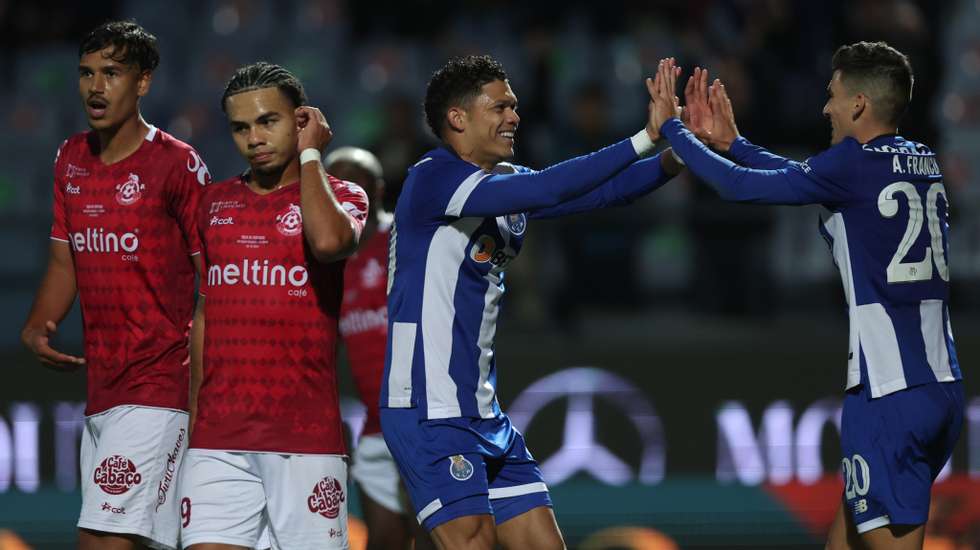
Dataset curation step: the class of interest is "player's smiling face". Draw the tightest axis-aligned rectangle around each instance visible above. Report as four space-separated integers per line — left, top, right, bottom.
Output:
465 79 520 168
225 87 299 176
78 48 150 131
823 71 856 146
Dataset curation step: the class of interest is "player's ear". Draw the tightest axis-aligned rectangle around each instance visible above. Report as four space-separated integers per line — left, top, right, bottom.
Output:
852 93 867 122
137 70 153 98
446 107 467 134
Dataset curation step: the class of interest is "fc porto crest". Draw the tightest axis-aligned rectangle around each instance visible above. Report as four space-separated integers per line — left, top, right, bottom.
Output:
275 203 303 237
506 213 526 236
449 455 474 481
115 173 145 206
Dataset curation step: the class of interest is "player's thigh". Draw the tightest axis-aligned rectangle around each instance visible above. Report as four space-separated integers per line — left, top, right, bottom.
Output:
178 450 266 548
825 499 863 550
496 506 564 550
488 431 562 550
77 528 145 550
78 405 188 549
429 512 496 550
860 523 925 550
257 453 349 550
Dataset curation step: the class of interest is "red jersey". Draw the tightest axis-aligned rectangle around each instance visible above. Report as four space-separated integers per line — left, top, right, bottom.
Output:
193 175 368 454
339 213 391 436
50 126 210 416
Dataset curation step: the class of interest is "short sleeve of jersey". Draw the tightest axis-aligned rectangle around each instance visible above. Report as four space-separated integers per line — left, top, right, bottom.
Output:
50 140 69 242
167 147 211 256
330 175 370 237
794 139 860 206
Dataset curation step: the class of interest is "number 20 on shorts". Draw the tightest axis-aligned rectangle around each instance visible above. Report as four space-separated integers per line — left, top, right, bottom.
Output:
842 454 870 499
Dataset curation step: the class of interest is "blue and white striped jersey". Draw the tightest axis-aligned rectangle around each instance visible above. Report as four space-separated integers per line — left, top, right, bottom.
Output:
663 119 961 398
382 138 670 419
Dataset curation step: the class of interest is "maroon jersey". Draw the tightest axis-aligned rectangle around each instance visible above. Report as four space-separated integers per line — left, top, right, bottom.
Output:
339 214 391 436
194 175 368 454
50 126 210 416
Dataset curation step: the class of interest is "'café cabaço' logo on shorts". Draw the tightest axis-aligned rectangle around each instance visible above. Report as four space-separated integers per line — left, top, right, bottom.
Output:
308 476 345 519
94 455 142 495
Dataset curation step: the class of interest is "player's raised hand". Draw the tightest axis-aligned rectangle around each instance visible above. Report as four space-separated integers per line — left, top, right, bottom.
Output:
648 58 682 132
295 106 333 153
684 67 714 144
707 79 740 152
22 320 85 370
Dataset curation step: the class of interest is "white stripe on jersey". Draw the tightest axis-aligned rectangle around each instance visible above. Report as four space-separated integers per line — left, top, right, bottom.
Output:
387 322 417 407
422 218 483 418
824 214 861 390
855 303 907 396
445 170 488 217
921 300 954 383
475 278 502 418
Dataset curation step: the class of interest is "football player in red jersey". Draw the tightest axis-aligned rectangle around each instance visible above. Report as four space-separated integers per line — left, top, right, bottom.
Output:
20 21 209 550
179 62 368 550
328 147 435 550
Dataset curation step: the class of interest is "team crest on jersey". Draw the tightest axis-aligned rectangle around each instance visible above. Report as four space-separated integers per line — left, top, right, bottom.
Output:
506 213 527 236
449 455 474 481
115 173 145 205
93 455 142 495
275 203 303 236
307 476 346 519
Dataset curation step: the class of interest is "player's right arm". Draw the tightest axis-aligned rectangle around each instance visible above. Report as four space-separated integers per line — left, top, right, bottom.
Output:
449 132 657 218
21 242 84 368
22 141 84 369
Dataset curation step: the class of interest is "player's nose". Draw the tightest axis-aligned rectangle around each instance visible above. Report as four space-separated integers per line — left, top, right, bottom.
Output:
90 73 106 93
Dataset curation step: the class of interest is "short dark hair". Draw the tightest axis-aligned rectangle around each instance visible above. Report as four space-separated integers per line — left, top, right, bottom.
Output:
424 55 508 139
79 20 160 73
221 62 307 113
832 41 913 127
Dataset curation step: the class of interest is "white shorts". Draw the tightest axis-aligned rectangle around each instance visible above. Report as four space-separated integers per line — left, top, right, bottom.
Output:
78 405 189 550
350 433 404 515
179 449 349 549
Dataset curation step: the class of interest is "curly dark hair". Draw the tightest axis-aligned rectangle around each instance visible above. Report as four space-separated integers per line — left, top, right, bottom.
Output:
832 41 913 127
424 55 509 140
79 20 160 73
221 62 308 113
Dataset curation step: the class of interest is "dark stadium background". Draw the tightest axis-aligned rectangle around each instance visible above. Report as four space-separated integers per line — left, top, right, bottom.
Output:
1 1 978 548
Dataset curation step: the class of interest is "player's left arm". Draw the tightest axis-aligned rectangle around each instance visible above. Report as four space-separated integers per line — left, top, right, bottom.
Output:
529 150 682 219
662 118 852 205
650 60 852 205
295 106 363 263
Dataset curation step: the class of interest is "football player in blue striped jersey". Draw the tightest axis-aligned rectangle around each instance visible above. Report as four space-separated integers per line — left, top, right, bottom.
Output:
381 55 685 549
653 44 963 550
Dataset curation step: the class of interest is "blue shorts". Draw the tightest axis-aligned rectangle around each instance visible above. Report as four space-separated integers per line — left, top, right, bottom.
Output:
380 408 552 532
840 381 964 533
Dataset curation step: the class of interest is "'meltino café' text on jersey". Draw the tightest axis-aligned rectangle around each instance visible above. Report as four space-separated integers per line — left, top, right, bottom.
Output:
51 126 210 415
193 175 368 454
